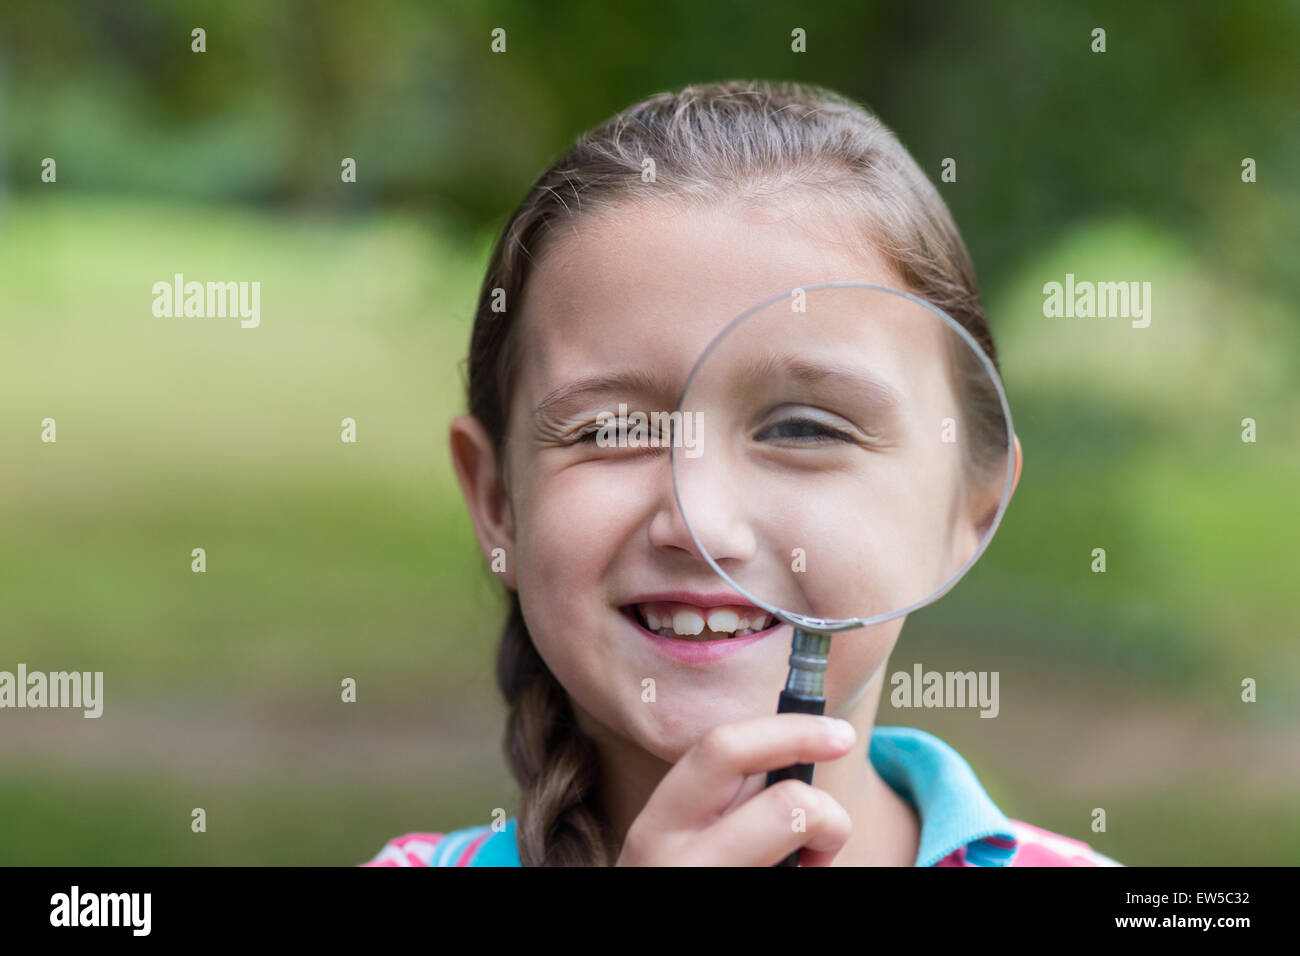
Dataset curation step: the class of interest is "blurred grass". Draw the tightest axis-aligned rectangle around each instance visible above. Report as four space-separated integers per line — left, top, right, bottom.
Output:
1 193 506 706
0 763 513 866
2 194 1297 864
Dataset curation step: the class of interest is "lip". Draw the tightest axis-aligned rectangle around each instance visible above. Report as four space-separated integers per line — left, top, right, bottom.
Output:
622 590 767 609
618 600 786 665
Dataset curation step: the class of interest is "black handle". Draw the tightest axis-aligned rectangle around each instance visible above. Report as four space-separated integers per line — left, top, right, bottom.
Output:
766 688 826 867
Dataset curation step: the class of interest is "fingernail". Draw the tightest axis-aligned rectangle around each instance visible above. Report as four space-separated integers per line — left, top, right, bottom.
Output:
829 718 856 746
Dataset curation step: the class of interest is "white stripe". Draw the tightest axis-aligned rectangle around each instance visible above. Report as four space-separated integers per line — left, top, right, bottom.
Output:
434 829 478 866
396 837 443 865
371 843 414 866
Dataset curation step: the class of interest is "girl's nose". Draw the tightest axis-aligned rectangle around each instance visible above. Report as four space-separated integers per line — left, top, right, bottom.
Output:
649 452 757 566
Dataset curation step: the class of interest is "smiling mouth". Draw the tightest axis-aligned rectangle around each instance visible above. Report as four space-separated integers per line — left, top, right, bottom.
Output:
623 601 777 641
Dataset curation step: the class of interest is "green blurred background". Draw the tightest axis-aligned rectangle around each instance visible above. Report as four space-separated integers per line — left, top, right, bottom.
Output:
2 1 1297 865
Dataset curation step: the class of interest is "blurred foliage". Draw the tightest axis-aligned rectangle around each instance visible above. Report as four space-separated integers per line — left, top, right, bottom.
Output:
1 1 1297 864
3 1 1298 297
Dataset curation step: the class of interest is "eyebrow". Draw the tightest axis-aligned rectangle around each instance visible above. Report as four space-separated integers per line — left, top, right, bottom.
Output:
530 355 905 422
533 369 677 419
736 352 906 413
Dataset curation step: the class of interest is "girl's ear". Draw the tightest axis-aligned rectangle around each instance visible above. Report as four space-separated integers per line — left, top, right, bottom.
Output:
955 431 1024 571
449 413 518 590
1011 433 1023 496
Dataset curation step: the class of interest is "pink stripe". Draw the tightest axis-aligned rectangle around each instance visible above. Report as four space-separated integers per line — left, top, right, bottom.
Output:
454 829 493 866
1005 818 1111 867
393 831 444 849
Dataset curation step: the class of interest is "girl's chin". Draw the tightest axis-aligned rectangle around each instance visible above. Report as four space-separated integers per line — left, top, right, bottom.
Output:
634 701 772 753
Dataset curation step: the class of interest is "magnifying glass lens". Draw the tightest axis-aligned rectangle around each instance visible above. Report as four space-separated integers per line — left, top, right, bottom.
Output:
670 283 1014 631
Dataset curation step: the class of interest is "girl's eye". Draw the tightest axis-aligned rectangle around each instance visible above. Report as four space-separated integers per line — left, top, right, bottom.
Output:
572 420 667 445
574 420 624 444
754 417 860 445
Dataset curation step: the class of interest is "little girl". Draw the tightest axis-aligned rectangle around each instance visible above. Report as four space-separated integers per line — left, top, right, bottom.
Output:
363 79 1122 867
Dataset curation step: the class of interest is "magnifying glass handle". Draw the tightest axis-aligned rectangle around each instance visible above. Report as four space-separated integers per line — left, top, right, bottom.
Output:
766 627 832 867
766 689 824 867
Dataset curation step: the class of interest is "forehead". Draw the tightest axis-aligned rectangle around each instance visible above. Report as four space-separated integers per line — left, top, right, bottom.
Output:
514 197 908 413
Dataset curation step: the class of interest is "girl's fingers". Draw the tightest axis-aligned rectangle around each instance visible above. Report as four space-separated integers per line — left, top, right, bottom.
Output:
646 714 856 830
796 847 842 868
692 777 853 867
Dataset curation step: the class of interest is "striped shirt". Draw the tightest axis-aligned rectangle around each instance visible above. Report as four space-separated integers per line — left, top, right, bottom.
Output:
361 725 1122 867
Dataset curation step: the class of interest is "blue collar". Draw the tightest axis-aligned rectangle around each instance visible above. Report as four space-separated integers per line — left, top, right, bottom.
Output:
869 725 1018 866
455 725 1016 866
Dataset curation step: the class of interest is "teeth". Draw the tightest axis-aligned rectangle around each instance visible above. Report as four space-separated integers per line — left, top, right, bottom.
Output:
672 609 705 636
706 609 740 633
632 602 773 640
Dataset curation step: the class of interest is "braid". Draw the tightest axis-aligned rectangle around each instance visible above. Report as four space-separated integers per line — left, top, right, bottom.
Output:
496 595 613 866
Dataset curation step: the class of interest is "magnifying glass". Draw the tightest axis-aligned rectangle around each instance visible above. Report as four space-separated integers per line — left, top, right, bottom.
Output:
669 282 1016 867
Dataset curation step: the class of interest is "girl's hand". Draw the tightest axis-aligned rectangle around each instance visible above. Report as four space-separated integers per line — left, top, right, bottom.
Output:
614 714 856 866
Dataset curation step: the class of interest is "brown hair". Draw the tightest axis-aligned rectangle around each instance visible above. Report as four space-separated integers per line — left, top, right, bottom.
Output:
464 79 1000 866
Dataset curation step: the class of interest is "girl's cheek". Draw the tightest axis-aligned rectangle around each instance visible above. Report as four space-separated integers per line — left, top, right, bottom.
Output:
517 463 636 590
826 624 903 709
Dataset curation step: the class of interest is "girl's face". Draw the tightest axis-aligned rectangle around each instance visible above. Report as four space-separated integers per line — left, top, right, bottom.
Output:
456 197 1002 763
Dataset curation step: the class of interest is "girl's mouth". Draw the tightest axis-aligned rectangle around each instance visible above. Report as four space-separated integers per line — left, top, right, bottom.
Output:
621 602 777 642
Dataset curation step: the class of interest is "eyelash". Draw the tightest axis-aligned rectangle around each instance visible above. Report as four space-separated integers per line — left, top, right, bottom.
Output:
570 417 862 445
754 417 860 445
573 421 667 443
